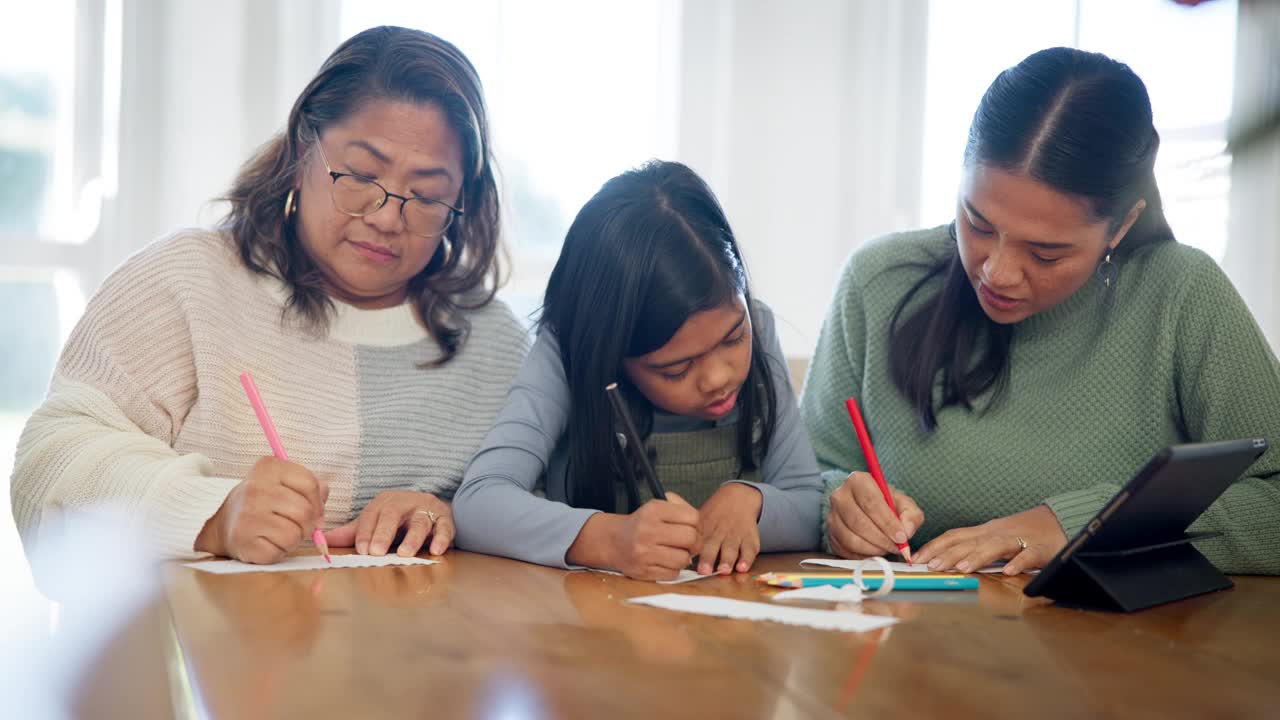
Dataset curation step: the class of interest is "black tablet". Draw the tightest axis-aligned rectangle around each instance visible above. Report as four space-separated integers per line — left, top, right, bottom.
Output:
1024 438 1267 610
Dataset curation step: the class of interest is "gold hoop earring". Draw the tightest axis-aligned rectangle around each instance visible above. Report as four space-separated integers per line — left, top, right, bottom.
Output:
283 189 298 221
439 237 454 266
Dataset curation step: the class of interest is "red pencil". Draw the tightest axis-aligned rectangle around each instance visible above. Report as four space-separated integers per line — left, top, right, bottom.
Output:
840 626 889 710
844 397 912 562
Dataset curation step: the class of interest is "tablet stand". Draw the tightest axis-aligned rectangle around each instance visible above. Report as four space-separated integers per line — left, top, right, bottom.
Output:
1040 532 1231 612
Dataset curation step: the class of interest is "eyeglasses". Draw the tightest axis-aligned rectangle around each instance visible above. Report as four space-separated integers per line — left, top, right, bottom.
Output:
312 136 463 238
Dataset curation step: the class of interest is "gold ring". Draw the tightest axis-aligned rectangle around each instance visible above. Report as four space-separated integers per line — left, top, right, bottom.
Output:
414 509 438 523
1015 536 1028 551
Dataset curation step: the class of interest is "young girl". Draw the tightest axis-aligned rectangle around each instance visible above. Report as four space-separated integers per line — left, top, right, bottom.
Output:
453 161 821 580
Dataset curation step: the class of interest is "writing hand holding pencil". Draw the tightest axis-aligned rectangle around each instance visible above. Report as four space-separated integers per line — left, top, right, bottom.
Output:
194 373 330 564
563 383 700 581
824 398 925 561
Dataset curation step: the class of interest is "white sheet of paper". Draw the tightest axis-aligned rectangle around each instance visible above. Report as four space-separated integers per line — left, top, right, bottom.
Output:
591 568 711 584
184 555 439 574
771 585 865 603
629 593 898 633
800 558 1018 574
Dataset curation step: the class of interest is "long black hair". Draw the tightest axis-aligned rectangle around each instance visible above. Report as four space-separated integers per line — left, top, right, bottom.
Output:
540 160 778 512
890 47 1176 431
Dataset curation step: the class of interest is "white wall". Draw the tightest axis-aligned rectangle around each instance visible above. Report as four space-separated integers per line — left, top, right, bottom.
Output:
1223 0 1280 350
677 0 928 358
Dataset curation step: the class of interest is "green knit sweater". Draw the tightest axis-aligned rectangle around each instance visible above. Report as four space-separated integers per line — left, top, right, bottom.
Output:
801 225 1280 574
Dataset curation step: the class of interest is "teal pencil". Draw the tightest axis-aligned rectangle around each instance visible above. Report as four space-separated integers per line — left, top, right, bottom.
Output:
760 573 978 591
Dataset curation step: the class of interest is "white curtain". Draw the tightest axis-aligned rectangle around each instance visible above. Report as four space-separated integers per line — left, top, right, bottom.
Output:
100 0 1272 356
675 0 929 357
101 0 339 288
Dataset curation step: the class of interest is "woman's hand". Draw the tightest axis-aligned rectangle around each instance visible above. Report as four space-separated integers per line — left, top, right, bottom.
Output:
195 456 329 564
324 490 455 557
913 505 1067 574
695 483 763 575
826 471 924 559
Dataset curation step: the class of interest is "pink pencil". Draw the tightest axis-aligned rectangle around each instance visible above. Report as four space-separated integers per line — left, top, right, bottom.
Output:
239 371 330 563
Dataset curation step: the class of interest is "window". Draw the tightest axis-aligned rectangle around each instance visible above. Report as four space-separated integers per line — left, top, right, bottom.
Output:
0 0 119 594
339 1 681 321
921 0 1237 261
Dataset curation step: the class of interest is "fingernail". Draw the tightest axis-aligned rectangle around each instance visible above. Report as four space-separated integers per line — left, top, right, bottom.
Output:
894 531 908 545
430 541 443 555
356 542 368 555
699 563 711 575
928 559 941 569
903 521 915 536
370 542 385 556
1004 565 1017 575
397 546 411 557
737 562 748 573
956 560 971 572
718 563 730 574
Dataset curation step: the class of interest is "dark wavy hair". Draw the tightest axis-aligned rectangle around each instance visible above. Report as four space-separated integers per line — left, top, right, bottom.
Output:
221 26 502 364
540 160 778 512
890 47 1176 430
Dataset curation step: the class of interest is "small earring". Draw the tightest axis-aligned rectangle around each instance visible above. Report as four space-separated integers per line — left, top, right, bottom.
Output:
283 189 298 221
1097 250 1117 289
439 237 454 266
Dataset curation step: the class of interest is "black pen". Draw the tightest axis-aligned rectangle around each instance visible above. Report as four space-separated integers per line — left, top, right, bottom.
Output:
605 382 666 501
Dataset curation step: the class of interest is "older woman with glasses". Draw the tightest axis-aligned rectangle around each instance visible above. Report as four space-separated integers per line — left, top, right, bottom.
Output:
11 26 528 565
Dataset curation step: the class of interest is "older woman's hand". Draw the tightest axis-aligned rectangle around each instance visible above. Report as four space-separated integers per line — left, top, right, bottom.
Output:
196 456 329 564
324 490 455 557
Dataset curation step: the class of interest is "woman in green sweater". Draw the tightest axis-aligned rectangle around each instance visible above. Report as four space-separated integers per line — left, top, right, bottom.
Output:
802 47 1280 576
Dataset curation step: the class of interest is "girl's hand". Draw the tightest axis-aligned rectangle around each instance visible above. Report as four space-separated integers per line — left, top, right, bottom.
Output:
196 456 329 564
695 483 763 575
324 491 455 557
826 471 924 559
913 505 1067 574
609 492 702 581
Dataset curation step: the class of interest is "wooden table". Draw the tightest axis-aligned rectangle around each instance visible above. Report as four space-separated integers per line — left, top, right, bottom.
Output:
151 551 1280 719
